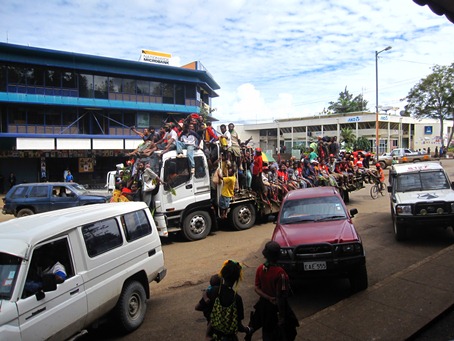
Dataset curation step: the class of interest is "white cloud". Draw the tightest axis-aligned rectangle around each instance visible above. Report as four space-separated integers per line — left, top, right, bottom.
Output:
1 0 453 124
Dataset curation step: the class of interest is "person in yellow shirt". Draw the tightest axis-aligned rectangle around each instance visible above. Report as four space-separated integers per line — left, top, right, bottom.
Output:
219 167 236 219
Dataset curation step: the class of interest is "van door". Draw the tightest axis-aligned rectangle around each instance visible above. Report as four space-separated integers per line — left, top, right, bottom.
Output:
16 238 87 340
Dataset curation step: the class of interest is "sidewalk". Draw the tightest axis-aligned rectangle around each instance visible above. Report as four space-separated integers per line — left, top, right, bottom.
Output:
299 244 454 340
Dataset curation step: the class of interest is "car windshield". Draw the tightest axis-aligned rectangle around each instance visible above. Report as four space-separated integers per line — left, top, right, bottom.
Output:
0 253 22 300
396 171 450 192
280 196 347 224
68 183 88 194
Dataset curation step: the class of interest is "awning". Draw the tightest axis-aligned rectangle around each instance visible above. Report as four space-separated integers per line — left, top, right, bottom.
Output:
414 0 454 23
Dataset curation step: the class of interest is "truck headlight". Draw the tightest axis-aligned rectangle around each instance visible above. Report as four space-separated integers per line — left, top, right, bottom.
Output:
396 205 412 215
280 248 292 260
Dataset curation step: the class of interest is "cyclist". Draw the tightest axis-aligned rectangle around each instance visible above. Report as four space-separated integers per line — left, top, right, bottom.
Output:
373 163 386 191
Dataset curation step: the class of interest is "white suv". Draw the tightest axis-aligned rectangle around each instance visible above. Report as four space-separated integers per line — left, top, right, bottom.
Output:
388 162 454 241
0 202 166 340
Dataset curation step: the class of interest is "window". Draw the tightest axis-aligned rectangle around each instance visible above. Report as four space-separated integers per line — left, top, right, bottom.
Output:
22 238 74 298
109 77 122 93
82 218 123 257
45 69 61 88
0 65 7 92
78 73 94 98
136 80 150 95
0 252 21 300
123 79 136 95
94 75 108 99
194 156 206 178
123 210 152 242
10 186 28 199
162 82 174 104
62 71 76 89
175 84 184 104
280 196 346 224
8 66 27 85
28 110 45 125
27 67 45 87
29 186 48 198
150 81 162 96
164 158 190 190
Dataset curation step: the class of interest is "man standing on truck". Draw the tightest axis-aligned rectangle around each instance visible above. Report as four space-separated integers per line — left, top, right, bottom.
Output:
219 167 236 219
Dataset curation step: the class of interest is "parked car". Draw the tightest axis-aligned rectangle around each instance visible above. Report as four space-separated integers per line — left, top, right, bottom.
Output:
2 182 110 217
272 186 368 292
0 202 166 340
388 162 454 241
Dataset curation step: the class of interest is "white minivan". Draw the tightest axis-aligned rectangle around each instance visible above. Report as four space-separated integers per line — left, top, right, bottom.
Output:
0 201 166 340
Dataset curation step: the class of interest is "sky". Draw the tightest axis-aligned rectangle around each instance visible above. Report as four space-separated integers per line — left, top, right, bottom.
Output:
1 0 453 124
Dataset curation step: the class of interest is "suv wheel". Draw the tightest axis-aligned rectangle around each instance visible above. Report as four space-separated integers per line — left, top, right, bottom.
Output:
393 218 406 241
349 264 368 293
115 280 147 332
17 208 34 217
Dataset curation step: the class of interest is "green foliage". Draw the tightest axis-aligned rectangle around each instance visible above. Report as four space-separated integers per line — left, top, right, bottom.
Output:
327 86 368 113
404 63 454 147
354 136 371 151
340 128 356 151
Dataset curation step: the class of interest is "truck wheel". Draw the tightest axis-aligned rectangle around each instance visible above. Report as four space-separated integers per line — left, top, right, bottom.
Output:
230 204 256 231
182 210 211 241
115 280 147 333
393 218 407 241
349 264 368 293
17 208 34 217
379 161 387 169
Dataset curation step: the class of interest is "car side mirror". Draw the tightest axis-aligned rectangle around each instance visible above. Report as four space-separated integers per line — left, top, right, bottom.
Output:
349 208 358 217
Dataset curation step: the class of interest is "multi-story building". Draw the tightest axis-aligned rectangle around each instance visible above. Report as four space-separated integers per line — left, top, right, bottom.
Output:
0 43 219 187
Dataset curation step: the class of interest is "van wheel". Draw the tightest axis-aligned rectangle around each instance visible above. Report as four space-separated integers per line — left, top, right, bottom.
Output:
182 210 211 241
115 281 147 332
17 208 34 217
230 204 256 231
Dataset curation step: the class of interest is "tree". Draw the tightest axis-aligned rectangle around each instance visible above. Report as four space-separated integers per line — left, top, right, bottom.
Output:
327 87 368 114
340 127 356 151
404 63 454 148
354 136 371 151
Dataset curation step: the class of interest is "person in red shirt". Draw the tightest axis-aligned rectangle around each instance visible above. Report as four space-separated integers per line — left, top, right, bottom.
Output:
277 163 289 182
252 148 264 195
246 241 298 341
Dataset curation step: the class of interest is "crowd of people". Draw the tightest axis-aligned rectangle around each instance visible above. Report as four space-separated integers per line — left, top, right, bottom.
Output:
110 112 383 210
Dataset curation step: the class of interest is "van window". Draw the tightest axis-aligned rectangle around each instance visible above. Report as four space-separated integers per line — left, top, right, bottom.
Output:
123 210 152 241
82 218 123 257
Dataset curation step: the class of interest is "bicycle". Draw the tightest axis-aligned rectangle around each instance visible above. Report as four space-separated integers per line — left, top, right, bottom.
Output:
370 178 386 199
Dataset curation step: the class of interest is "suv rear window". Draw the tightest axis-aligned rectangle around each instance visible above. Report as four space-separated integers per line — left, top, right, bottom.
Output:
10 186 28 199
123 210 152 242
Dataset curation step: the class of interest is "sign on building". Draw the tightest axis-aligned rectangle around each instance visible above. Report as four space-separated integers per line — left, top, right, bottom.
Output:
140 49 172 65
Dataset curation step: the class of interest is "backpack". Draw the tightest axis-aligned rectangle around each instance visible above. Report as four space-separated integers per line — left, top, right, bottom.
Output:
210 293 238 336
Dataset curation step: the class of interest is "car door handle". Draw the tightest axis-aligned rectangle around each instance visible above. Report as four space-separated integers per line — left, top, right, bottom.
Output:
70 288 80 295
26 307 46 320
185 184 192 189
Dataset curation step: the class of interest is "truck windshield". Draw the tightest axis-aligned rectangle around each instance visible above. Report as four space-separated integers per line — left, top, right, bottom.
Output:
396 171 450 192
0 253 22 300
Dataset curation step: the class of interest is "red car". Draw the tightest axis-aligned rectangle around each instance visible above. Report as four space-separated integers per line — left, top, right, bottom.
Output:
272 186 368 292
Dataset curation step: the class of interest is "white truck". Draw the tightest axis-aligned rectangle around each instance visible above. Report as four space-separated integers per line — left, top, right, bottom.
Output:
378 148 431 169
108 149 281 241
388 162 454 241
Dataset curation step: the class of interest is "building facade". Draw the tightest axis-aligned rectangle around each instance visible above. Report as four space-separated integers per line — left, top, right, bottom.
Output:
239 112 452 158
0 43 219 187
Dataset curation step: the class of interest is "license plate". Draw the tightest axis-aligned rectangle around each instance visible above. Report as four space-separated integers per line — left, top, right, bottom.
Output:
304 261 327 271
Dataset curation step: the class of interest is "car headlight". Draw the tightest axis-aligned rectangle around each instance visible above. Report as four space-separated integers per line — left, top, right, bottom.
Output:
396 205 412 215
339 243 363 256
280 248 293 260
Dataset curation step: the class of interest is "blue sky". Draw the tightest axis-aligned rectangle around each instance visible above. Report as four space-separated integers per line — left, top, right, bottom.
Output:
1 0 453 123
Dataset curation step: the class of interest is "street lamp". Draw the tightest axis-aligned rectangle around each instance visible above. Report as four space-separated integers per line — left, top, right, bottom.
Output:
375 46 392 157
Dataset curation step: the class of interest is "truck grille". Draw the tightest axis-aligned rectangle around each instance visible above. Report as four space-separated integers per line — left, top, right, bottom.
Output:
294 244 332 258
